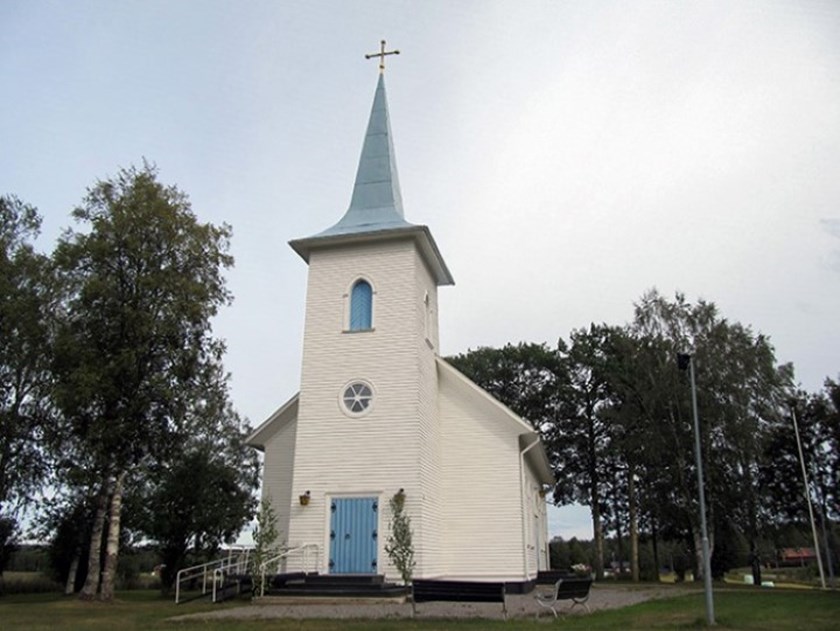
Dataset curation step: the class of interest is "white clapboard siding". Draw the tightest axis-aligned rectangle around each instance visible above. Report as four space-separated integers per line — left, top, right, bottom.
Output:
287 239 440 580
438 368 527 580
251 229 554 581
247 395 300 546
414 256 443 577
262 416 298 545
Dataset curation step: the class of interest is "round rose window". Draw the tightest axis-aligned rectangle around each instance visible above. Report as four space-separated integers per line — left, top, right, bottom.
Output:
342 382 373 415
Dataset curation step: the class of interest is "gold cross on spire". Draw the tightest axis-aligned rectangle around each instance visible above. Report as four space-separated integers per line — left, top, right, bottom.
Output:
365 39 400 73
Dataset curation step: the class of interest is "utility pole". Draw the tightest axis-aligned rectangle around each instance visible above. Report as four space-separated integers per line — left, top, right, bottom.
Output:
678 353 715 626
790 402 827 589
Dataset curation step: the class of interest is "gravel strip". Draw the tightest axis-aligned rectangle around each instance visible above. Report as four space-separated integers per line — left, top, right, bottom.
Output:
170 586 680 622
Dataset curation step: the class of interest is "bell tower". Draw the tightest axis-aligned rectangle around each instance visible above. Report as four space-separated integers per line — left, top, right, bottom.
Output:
284 56 453 577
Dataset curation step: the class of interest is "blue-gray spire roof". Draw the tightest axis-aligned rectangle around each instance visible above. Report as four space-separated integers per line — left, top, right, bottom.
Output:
289 73 454 286
317 74 411 237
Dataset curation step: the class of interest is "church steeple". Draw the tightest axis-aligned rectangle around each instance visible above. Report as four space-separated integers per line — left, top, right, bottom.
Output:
318 74 411 238
289 60 454 286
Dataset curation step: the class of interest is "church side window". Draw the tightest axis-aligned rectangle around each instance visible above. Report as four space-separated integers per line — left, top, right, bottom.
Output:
341 380 374 416
349 279 373 330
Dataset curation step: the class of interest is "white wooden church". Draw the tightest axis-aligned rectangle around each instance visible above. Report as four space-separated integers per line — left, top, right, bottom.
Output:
247 63 553 584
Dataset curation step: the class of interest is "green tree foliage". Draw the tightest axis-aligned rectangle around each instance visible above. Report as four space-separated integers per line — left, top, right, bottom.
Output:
555 324 628 579
549 536 572 569
821 379 840 522
628 290 792 579
133 405 259 593
448 342 565 427
762 382 840 524
0 517 17 592
0 196 55 562
450 289 798 581
40 496 94 595
51 163 236 600
385 490 416 585
760 381 840 576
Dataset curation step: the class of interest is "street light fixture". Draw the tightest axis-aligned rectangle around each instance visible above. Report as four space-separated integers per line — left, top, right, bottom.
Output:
678 352 715 626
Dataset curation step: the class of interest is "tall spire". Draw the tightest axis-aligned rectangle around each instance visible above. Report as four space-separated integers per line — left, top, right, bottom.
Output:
289 55 454 286
315 73 411 238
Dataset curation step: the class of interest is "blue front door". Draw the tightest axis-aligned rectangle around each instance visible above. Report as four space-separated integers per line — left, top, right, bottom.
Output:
329 497 378 574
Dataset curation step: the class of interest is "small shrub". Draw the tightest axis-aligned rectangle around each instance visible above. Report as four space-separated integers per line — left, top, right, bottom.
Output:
385 489 415 585
1 571 62 595
250 498 280 596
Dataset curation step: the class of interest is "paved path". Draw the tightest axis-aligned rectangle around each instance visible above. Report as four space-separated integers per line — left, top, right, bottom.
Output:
171 585 682 622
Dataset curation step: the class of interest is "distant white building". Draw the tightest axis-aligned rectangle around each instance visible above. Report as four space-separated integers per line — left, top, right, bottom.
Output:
247 71 553 583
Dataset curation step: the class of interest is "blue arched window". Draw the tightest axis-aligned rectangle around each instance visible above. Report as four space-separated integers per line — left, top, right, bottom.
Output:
349 280 373 330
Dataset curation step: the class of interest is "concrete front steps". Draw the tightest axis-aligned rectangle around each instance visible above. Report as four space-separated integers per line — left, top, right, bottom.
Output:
259 573 407 600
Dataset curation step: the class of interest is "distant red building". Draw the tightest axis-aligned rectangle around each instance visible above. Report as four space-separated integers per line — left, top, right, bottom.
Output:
778 547 817 566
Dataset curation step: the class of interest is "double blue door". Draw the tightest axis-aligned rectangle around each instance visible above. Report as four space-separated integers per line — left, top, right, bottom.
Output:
329 497 378 574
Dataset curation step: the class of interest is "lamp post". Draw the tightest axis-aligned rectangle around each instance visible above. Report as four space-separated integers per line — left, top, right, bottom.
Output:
677 353 715 626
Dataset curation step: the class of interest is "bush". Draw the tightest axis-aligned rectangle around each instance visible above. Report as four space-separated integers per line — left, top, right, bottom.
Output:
7 545 51 573
0 572 62 595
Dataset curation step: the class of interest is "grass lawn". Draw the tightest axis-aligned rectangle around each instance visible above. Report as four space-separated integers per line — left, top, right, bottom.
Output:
558 589 840 630
0 587 838 630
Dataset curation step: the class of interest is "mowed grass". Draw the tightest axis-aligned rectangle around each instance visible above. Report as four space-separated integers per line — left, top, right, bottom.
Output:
559 589 840 630
0 587 839 630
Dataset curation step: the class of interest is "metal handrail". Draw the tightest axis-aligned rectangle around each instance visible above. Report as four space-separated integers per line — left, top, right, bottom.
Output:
257 543 320 597
175 547 252 604
211 568 225 603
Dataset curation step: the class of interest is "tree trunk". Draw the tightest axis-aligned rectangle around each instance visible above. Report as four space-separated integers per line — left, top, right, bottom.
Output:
817 486 836 586
592 501 605 580
747 464 761 587
99 471 126 602
750 540 762 587
587 401 604 580
692 524 716 581
79 484 108 600
64 550 80 595
160 543 187 596
628 464 639 582
614 490 623 577
693 530 707 582
652 517 660 580
708 507 715 571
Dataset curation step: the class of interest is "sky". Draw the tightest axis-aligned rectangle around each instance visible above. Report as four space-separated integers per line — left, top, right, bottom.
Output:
2 1 839 542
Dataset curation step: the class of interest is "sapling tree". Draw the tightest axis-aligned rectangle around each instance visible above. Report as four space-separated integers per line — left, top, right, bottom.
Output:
250 497 280 596
385 489 415 585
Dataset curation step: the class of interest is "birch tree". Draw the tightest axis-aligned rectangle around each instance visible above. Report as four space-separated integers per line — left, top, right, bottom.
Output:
630 290 790 580
52 163 233 601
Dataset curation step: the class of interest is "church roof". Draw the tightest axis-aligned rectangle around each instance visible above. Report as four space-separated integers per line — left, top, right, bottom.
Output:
289 74 454 286
317 73 408 237
245 393 298 450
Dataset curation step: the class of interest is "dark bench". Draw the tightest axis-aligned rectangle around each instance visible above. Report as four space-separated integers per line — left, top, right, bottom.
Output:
412 579 507 618
534 577 593 618
536 569 573 583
